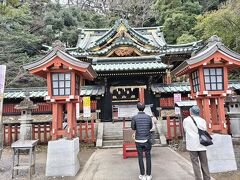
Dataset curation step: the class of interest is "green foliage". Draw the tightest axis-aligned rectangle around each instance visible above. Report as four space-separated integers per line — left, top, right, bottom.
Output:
193 0 240 52
1 0 238 87
193 0 240 79
0 2 44 87
162 12 197 44
154 0 202 44
177 33 197 44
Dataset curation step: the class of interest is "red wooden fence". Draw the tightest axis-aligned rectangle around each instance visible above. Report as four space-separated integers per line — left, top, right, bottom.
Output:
3 120 95 146
166 116 183 140
3 122 52 146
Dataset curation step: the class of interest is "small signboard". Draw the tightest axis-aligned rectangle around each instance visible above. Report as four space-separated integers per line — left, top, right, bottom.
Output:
174 93 182 103
83 96 91 118
175 107 181 115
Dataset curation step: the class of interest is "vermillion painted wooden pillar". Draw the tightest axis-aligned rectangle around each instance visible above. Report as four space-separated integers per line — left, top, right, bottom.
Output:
139 88 145 103
196 99 203 117
210 98 218 126
217 97 227 133
203 98 211 132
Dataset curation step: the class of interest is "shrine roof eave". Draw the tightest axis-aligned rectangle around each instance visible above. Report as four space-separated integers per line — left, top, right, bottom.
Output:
88 42 159 56
171 36 240 77
92 55 164 64
4 85 105 99
93 19 150 47
151 80 240 93
24 47 97 80
92 61 172 72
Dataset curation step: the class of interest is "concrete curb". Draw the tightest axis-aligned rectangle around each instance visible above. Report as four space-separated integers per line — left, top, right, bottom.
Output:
96 123 103 147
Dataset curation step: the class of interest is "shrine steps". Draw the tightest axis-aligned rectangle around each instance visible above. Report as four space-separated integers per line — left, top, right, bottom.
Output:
101 121 162 148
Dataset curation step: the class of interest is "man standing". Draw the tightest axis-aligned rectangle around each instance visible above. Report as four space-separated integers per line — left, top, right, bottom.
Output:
183 105 211 180
131 102 153 180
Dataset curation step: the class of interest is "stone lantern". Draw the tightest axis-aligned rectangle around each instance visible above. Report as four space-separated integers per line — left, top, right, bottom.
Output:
173 35 240 133
24 41 96 177
15 92 38 140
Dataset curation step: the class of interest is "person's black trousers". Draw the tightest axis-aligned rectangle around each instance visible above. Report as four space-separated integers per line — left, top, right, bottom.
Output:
136 140 152 176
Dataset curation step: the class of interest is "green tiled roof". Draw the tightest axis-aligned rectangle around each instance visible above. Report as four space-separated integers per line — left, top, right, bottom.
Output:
4 86 105 99
151 80 240 93
72 19 203 57
175 100 197 107
93 61 169 72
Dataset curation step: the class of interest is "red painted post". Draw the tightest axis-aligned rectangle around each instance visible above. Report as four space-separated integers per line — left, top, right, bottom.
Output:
85 121 88 142
91 116 95 142
173 119 177 138
49 123 52 141
44 124 47 144
14 124 18 141
3 124 6 146
32 124 35 140
79 121 83 141
38 124 41 143
8 124 12 145
166 116 171 139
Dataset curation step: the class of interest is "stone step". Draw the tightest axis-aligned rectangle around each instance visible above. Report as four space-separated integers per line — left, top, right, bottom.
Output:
103 131 123 135
102 139 161 148
102 140 123 147
103 135 123 140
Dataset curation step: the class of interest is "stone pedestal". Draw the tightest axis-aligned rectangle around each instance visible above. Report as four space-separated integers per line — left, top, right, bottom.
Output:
46 137 80 176
228 112 240 138
207 134 237 173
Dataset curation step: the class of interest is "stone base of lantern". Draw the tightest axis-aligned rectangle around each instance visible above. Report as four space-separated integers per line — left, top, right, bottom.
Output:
207 134 237 173
46 137 80 176
20 123 32 140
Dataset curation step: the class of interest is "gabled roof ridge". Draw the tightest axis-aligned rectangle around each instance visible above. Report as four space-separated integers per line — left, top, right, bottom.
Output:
166 40 202 48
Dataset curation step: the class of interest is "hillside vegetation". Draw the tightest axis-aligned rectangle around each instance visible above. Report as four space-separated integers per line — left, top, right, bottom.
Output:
0 0 239 87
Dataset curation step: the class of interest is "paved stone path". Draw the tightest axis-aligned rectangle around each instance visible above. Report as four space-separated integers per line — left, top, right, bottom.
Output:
77 147 196 180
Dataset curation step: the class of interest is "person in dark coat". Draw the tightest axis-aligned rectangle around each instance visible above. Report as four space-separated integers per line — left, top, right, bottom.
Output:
131 102 153 180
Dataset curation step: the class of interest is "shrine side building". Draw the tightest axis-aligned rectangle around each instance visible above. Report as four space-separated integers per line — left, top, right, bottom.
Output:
3 19 240 121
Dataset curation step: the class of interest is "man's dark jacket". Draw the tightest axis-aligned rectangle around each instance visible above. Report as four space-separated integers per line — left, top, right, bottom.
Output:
131 111 152 140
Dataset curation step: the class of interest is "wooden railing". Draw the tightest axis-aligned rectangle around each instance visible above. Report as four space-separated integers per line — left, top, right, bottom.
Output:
3 120 95 146
3 122 52 146
166 116 183 140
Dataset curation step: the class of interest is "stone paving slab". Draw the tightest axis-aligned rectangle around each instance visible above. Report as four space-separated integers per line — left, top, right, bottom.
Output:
77 147 196 180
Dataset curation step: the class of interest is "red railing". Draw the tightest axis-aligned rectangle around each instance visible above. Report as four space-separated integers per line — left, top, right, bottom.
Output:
3 122 52 146
166 116 183 140
3 120 95 146
78 116 95 143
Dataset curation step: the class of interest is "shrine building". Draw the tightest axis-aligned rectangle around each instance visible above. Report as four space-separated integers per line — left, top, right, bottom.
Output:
3 19 240 122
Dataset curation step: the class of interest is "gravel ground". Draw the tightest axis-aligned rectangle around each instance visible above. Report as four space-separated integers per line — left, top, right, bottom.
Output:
1 142 239 180
0 144 95 180
177 144 240 180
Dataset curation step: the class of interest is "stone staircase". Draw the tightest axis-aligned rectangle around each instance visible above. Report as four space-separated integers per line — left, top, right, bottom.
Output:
102 121 162 148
